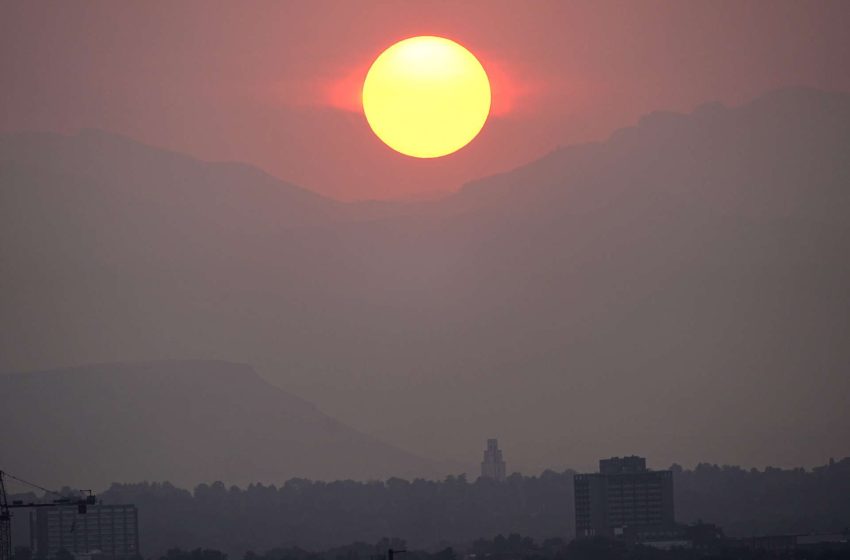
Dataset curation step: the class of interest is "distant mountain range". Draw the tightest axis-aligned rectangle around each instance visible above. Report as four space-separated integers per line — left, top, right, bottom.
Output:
0 360 437 489
1 87 848 477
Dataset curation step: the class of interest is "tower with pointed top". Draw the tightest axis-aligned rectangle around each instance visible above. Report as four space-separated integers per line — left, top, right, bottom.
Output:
480 438 507 481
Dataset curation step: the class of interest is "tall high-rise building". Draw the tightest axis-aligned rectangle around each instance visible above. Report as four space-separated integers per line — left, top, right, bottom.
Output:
574 456 675 538
30 505 139 560
480 438 507 481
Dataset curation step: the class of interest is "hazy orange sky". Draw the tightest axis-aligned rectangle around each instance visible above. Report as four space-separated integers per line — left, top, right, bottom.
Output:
3 1 849 201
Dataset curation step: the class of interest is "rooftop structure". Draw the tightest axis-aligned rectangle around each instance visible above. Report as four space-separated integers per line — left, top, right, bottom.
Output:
480 439 507 482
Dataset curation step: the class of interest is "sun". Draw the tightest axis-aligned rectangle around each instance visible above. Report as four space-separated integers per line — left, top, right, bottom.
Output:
362 36 491 158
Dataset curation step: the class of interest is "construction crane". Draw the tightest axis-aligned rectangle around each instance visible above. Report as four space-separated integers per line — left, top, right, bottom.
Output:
0 470 96 560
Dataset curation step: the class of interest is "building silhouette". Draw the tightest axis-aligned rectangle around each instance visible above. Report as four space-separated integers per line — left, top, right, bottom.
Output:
480 439 507 481
30 505 139 560
574 456 674 538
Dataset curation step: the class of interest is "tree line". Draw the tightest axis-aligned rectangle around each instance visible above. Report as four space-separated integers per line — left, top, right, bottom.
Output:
92 458 850 558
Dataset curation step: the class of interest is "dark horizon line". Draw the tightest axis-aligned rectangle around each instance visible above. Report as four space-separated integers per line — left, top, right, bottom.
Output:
5 456 848 498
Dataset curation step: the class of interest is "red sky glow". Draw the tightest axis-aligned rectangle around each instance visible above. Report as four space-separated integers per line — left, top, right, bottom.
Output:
2 1 849 200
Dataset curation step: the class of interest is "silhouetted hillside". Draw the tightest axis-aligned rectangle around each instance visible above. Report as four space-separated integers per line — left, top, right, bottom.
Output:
0 360 438 488
1 88 849 471
0 128 340 229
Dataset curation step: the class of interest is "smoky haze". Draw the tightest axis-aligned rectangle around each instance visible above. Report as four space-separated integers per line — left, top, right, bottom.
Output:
0 360 438 489
1 88 849 483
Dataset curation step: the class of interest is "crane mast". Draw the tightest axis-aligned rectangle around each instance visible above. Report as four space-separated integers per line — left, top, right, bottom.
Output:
0 471 96 560
0 472 10 560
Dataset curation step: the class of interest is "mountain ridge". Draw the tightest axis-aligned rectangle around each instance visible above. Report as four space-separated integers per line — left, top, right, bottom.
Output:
1 87 848 472
0 359 441 489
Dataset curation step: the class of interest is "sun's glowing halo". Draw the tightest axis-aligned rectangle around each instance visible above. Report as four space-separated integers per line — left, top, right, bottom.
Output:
362 36 491 158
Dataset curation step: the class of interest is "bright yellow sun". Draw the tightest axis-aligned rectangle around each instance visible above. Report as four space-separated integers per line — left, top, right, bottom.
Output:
362 36 491 158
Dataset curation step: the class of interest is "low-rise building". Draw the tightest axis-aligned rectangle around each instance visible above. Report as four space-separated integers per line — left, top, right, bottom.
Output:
30 505 139 560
